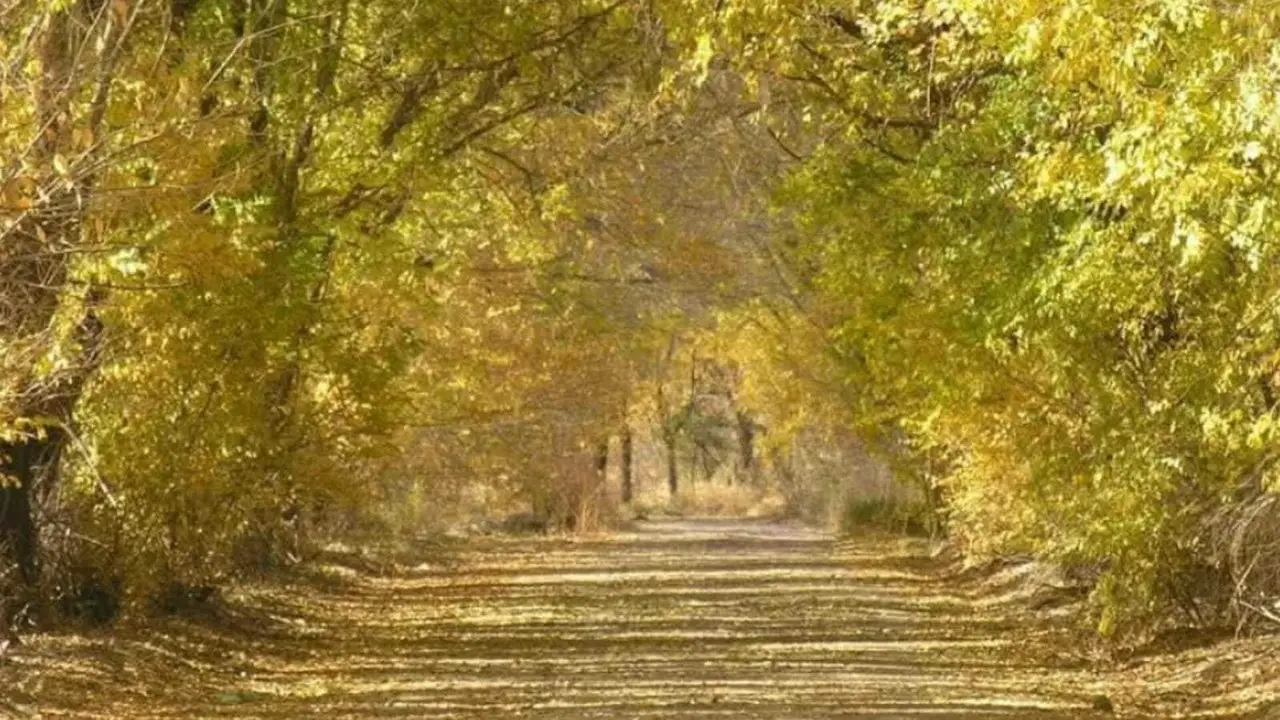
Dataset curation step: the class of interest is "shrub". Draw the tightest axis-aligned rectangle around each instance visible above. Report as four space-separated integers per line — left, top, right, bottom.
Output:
838 497 933 538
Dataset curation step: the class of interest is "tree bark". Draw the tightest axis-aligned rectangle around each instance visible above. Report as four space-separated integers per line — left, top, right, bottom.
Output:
0 439 42 587
665 432 678 497
736 411 754 484
595 439 608 480
0 290 107 589
620 427 633 504
0 5 119 590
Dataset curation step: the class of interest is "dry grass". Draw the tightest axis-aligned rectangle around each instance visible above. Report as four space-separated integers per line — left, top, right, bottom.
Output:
1209 494 1280 630
662 483 786 519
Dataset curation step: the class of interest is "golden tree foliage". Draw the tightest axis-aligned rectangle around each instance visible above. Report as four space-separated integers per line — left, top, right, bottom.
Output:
5 0 1280 638
694 0 1280 632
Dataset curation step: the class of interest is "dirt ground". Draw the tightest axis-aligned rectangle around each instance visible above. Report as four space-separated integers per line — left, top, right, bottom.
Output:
1 518 1278 719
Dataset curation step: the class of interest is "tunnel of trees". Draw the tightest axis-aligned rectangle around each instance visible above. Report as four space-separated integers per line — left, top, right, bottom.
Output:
2 0 1280 639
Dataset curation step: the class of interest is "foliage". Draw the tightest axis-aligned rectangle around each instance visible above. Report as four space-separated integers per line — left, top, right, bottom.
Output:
0 0 682 606
699 0 1280 633
5 0 1280 639
838 497 932 538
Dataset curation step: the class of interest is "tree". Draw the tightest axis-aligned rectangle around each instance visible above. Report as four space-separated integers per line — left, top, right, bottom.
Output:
698 0 1280 632
0 0 144 590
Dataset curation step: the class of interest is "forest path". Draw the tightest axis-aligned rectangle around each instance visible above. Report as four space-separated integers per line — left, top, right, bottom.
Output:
3 518 1276 719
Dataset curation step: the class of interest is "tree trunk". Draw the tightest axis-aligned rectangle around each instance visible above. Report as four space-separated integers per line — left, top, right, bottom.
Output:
665 432 678 497
252 3 348 545
0 6 117 592
736 411 754 484
0 292 107 591
595 439 608 480
0 439 43 586
620 427 633 504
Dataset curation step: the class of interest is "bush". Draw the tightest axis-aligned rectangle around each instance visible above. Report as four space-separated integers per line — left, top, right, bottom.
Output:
838 497 934 537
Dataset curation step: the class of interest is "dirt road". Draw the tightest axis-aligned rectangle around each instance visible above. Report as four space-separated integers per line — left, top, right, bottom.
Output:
3 519 1277 718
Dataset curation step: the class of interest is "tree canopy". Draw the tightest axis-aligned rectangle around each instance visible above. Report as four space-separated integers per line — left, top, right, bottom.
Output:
3 0 1280 636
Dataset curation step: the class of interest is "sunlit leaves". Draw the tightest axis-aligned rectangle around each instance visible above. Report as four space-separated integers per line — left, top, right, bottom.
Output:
710 0 1280 631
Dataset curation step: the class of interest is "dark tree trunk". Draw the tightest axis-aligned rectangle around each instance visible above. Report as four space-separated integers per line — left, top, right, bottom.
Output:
0 5 119 596
620 427 633 504
0 438 43 586
0 292 107 591
595 440 608 479
736 412 754 484
665 433 678 496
